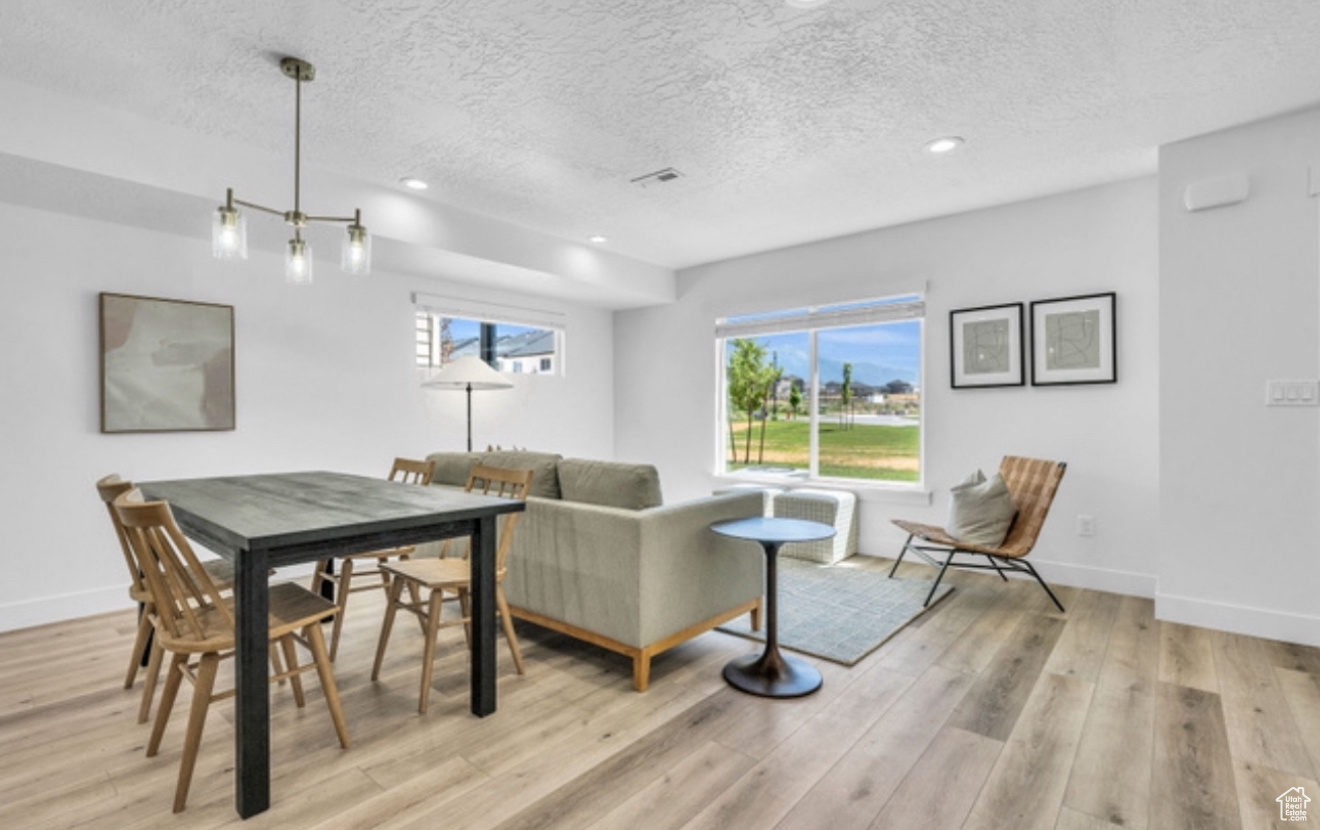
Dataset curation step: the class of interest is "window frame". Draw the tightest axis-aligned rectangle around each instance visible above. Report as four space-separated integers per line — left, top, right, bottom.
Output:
715 295 925 489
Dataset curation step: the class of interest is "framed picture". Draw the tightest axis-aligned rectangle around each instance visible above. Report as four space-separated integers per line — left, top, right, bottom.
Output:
1030 292 1116 386
100 293 235 433
950 302 1025 388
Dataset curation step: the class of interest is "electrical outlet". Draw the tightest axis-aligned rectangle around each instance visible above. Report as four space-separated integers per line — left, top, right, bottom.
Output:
1076 515 1096 537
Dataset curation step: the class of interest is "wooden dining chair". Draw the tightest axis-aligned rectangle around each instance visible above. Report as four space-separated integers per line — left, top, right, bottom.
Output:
309 457 436 659
96 474 238 724
114 488 350 813
371 464 534 714
889 456 1068 612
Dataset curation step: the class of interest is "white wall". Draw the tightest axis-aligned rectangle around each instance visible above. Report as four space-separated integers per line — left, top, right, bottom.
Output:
1159 108 1320 646
0 202 615 632
615 177 1161 598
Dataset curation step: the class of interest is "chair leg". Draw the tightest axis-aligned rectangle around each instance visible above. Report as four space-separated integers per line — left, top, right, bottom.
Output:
496 585 524 675
173 651 219 813
889 534 914 577
924 551 955 607
419 588 444 715
1020 560 1066 613
304 621 350 748
457 589 473 649
148 652 188 756
985 554 1009 581
138 640 164 724
329 558 355 661
125 609 153 689
372 575 406 681
280 634 305 707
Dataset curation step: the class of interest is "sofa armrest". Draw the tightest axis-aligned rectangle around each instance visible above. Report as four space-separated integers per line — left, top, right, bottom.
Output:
504 491 764 648
636 494 766 646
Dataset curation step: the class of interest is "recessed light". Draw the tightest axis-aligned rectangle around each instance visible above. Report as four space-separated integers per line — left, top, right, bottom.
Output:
785 0 832 8
399 177 429 191
588 235 607 244
924 136 965 155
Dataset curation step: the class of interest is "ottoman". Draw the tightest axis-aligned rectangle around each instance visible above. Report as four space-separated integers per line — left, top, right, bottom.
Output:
772 488 858 564
713 483 784 517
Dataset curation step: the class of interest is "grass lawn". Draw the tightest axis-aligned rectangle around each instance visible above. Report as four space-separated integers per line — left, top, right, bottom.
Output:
727 419 919 482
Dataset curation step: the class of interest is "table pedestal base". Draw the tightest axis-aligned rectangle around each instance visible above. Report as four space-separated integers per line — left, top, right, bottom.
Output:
722 650 822 698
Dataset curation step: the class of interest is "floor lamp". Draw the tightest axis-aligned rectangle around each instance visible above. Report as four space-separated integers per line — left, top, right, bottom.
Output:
423 356 514 452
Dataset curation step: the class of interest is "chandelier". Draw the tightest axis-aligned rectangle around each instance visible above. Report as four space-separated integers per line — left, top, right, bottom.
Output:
211 57 370 283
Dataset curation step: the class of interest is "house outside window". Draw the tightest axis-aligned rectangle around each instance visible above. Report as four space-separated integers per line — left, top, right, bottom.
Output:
717 294 923 485
414 300 563 376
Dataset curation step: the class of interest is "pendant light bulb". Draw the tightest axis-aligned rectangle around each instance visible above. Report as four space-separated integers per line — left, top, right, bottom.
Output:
212 190 247 260
285 237 313 284
341 212 372 275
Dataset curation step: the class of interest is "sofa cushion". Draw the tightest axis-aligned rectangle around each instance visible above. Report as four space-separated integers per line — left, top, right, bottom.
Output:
425 452 482 487
946 469 1017 547
557 458 663 510
482 450 563 499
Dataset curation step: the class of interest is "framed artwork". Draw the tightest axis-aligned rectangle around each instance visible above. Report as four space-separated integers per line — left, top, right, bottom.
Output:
950 302 1025 388
1030 292 1116 386
100 292 235 433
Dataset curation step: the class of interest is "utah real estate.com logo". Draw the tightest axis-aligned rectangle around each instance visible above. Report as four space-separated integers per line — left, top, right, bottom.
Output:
1278 787 1310 822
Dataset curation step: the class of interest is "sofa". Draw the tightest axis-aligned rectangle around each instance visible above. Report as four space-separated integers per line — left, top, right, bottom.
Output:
425 450 765 690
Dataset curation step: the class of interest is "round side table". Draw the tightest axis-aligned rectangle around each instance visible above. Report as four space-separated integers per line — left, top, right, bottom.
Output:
710 516 836 698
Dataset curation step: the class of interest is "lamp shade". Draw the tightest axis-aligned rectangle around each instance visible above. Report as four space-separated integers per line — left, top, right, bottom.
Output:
423 356 514 391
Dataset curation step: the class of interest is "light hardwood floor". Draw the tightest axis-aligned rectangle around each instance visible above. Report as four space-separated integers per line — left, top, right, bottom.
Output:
2 556 1318 830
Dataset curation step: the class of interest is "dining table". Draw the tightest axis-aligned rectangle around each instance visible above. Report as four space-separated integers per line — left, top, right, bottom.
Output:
139 470 525 819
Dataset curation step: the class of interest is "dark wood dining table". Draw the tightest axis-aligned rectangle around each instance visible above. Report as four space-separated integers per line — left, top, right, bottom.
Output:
139 470 525 819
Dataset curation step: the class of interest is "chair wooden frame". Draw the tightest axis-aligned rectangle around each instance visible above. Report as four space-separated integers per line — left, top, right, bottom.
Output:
114 489 350 812
372 464 534 713
310 457 435 659
96 474 238 724
889 456 1068 613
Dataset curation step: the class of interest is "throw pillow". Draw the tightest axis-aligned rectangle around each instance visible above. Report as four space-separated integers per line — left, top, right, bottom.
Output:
482 450 563 499
426 452 481 487
946 469 1017 547
557 458 663 510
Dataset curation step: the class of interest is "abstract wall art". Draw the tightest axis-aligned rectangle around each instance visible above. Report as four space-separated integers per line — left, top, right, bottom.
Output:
100 293 235 432
950 302 1025 388
1029 292 1116 386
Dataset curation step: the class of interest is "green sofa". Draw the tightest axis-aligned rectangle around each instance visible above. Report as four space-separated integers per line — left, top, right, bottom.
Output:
426 450 764 690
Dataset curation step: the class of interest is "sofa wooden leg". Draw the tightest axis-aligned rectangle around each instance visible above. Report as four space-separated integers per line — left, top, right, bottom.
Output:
632 653 651 692
750 600 762 632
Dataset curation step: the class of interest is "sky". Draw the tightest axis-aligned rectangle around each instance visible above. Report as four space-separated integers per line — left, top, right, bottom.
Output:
732 320 922 387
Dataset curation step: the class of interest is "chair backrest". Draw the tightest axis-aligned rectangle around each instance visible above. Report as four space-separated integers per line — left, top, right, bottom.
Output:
113 488 235 644
96 474 146 598
389 457 435 486
465 464 534 574
997 456 1067 557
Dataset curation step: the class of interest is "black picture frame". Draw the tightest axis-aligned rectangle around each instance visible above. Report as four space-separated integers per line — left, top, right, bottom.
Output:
1029 292 1117 386
950 302 1025 388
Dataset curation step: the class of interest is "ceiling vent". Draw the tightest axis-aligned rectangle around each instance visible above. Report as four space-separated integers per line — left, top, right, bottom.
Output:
630 167 683 188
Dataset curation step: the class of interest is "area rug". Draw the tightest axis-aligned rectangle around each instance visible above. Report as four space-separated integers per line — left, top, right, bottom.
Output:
717 558 955 666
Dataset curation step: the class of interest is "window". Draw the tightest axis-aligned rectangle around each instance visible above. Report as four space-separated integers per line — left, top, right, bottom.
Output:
413 294 564 376
717 295 923 484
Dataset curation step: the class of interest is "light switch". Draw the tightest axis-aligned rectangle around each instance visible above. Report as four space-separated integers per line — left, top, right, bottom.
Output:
1266 380 1320 406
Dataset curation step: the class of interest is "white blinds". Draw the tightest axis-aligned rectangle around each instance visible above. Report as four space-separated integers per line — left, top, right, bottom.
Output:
714 296 924 339
412 292 567 331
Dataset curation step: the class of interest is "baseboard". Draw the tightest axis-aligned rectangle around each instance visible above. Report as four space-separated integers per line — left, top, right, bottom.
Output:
1155 591 1320 648
0 585 127 633
1030 560 1158 599
0 562 318 634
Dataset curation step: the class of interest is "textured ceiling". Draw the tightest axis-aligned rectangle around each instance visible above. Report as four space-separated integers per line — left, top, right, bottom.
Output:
4 0 1320 273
